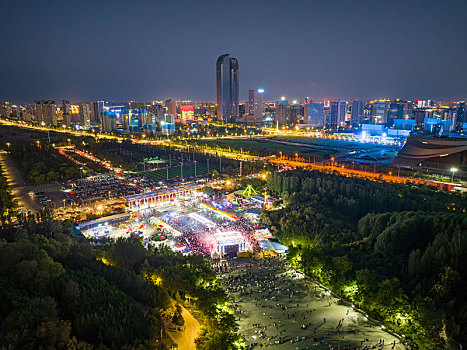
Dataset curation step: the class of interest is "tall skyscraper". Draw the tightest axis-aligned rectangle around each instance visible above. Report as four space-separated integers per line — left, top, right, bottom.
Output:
306 102 324 127
165 99 177 119
350 100 365 126
62 100 71 127
216 54 239 123
248 89 264 124
89 101 104 124
372 101 388 124
275 99 288 126
330 100 347 128
79 103 91 127
454 102 466 132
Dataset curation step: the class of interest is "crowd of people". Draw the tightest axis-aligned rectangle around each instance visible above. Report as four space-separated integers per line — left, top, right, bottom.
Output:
219 257 404 350
159 200 263 257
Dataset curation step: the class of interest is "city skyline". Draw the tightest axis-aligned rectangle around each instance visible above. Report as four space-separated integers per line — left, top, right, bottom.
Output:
2 1 467 348
1 0 467 103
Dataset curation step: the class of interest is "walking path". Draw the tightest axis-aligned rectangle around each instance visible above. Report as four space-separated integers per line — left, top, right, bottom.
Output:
0 151 40 213
164 303 200 350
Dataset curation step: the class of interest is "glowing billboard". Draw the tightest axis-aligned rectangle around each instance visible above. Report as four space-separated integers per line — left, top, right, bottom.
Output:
180 105 194 122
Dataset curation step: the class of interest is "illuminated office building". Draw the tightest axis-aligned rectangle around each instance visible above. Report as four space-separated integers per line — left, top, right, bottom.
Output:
216 54 239 123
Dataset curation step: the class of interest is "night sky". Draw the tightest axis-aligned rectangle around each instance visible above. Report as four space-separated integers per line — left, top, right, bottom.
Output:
1 0 466 103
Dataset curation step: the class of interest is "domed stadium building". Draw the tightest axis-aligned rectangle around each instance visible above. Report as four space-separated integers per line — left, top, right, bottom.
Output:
392 133 467 171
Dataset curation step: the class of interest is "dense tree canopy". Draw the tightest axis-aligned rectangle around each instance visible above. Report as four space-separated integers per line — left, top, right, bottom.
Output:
0 214 242 349
262 169 467 349
8 141 81 185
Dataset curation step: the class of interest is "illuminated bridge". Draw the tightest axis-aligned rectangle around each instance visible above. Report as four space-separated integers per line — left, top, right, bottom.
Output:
124 184 203 210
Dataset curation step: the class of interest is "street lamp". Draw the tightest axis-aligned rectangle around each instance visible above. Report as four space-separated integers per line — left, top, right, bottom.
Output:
450 167 458 182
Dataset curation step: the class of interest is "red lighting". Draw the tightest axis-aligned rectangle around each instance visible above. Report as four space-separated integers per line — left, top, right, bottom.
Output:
180 105 194 122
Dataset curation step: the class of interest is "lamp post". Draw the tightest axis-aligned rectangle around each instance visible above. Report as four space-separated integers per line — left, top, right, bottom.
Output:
450 167 458 182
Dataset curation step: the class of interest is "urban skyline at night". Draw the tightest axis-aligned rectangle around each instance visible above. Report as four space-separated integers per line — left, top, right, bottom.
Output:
1 1 467 349
1 0 467 103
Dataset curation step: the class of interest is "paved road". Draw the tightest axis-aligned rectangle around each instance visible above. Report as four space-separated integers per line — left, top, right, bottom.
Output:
165 304 200 350
271 158 459 191
220 257 406 349
0 151 40 213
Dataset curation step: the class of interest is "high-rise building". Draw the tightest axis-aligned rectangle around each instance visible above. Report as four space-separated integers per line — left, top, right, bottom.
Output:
79 103 91 127
97 101 104 122
62 100 71 127
372 101 388 124
34 100 57 126
216 54 239 123
162 113 175 135
100 109 117 132
288 103 301 125
165 99 177 120
248 89 264 124
21 110 33 122
454 102 466 132
275 99 288 126
305 102 324 127
62 100 70 115
180 104 195 124
350 100 365 126
329 100 347 128
151 104 165 123
413 109 427 125
89 101 104 124
388 102 404 126
34 101 42 123
440 106 456 124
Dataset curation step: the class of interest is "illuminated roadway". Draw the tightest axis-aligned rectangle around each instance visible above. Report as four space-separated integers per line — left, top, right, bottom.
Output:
271 158 458 190
1 118 460 190
0 150 41 213
0 119 265 162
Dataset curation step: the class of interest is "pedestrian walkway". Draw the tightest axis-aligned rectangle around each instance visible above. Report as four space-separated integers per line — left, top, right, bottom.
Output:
0 151 40 213
164 302 200 350
220 257 406 349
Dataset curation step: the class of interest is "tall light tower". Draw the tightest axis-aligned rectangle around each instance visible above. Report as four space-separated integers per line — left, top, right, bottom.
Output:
451 167 458 182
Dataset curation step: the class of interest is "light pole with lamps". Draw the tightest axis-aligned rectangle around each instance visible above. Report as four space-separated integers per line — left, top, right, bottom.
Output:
451 167 458 182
